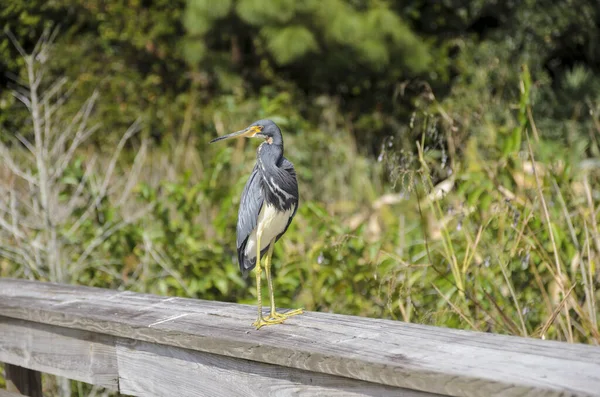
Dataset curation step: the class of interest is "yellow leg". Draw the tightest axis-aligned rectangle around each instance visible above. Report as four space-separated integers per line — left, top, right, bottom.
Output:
252 233 285 330
265 239 303 321
265 239 278 315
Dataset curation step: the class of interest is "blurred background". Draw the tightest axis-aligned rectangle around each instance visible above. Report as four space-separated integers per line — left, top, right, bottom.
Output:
1 0 600 393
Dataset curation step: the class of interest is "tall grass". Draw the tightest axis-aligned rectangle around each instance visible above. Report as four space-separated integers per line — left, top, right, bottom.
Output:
386 66 600 344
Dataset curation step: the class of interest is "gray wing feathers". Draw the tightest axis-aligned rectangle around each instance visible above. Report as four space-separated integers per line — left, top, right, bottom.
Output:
236 165 263 273
236 158 297 275
278 158 298 238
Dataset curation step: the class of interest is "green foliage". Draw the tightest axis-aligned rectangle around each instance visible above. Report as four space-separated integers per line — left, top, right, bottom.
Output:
261 26 318 65
3 0 598 151
236 0 296 24
181 0 432 112
2 1 600 393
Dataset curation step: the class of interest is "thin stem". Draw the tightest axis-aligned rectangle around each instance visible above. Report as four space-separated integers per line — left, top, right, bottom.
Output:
27 53 60 281
525 129 573 342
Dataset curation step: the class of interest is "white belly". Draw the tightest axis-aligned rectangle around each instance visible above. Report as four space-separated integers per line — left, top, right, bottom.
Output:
244 204 294 259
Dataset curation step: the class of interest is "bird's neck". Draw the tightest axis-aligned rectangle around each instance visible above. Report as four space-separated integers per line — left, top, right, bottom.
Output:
270 132 283 146
257 142 283 168
256 142 296 211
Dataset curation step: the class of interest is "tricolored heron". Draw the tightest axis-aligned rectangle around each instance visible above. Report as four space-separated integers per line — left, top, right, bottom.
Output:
210 119 303 329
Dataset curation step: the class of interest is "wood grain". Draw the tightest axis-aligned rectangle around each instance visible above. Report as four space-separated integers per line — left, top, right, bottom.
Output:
4 364 41 397
0 316 118 390
0 389 26 397
1 278 599 397
116 339 435 397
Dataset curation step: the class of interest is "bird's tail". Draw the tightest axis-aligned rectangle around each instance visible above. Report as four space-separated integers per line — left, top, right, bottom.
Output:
238 246 269 278
241 256 256 278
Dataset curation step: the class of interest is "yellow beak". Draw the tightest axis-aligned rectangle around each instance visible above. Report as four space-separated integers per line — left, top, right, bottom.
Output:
210 126 262 143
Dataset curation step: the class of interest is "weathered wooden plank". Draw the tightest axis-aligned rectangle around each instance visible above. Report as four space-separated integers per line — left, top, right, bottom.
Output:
1 279 600 397
0 389 26 397
4 364 41 397
116 339 435 397
0 316 118 390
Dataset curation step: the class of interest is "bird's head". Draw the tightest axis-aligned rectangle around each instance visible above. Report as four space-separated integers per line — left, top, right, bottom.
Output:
210 119 282 145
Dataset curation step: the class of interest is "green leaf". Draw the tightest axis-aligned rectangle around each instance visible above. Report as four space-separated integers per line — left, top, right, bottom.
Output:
61 176 79 185
357 39 389 67
236 0 296 25
183 11 212 36
261 26 319 65
186 0 232 20
215 278 229 295
182 39 206 65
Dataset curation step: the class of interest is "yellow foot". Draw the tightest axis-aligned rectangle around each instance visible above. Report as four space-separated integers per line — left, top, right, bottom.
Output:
252 316 285 330
268 308 304 321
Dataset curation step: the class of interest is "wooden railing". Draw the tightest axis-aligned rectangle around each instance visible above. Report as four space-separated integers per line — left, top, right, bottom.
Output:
0 278 599 397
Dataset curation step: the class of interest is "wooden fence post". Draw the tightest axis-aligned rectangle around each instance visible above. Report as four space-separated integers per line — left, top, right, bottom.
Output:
4 364 42 397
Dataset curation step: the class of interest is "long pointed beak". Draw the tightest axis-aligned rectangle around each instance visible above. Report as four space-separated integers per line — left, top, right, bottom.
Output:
210 126 260 143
